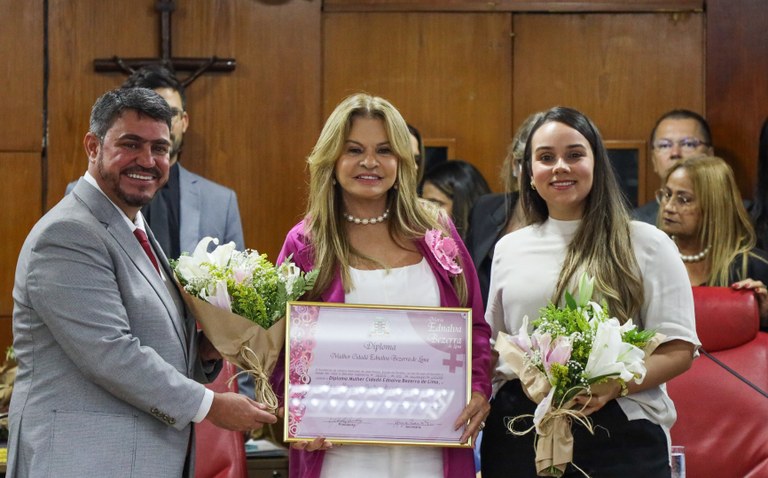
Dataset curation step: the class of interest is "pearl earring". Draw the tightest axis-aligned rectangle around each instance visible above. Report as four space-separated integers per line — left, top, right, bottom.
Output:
530 180 536 191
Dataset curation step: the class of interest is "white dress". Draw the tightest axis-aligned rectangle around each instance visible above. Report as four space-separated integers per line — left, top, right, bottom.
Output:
320 258 444 478
485 218 700 441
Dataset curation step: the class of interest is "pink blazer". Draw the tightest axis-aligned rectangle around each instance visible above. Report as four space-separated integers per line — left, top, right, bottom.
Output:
274 219 492 478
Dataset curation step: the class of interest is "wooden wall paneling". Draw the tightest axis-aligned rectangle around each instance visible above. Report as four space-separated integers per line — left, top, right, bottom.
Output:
324 0 703 13
705 0 768 198
169 0 322 259
512 12 704 203
0 153 42 352
48 1 161 208
323 12 513 192
47 0 321 260
1 0 43 353
0 0 43 151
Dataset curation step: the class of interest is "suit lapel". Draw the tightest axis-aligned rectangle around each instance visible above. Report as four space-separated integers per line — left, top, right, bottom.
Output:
73 180 190 357
178 165 201 255
146 226 193 362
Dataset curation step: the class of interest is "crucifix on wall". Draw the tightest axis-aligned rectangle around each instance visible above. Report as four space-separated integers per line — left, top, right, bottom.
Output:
93 0 235 87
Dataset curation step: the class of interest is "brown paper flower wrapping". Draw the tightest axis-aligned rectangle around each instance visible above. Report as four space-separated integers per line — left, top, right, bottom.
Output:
496 332 574 476
495 330 666 477
178 287 284 411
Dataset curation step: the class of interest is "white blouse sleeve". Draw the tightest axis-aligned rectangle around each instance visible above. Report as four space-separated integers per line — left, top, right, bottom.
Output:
634 223 700 347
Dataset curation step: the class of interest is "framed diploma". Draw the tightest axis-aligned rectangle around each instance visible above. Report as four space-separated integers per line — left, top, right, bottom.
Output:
284 302 473 447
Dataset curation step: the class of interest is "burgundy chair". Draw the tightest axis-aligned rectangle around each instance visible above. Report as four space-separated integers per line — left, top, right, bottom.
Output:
667 286 768 478
194 361 248 478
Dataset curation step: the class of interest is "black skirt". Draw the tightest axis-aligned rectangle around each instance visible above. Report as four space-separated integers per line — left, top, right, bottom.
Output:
480 380 671 478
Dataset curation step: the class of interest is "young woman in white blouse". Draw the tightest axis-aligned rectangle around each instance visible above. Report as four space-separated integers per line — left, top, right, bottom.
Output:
481 107 699 477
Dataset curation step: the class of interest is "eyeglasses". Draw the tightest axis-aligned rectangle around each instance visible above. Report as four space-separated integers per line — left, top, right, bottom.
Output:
655 188 695 209
652 138 708 153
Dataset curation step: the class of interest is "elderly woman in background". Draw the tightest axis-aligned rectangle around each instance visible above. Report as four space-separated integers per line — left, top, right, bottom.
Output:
420 159 491 241
659 155 768 330
274 93 492 478
465 112 543 305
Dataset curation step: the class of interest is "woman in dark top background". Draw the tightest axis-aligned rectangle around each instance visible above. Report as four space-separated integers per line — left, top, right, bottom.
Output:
465 112 543 305
420 159 491 241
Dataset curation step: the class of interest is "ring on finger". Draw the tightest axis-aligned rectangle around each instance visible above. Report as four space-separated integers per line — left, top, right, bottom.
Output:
479 420 486 430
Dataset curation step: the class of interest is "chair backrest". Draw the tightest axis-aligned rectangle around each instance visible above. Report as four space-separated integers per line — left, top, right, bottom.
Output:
194 361 248 478
667 286 768 478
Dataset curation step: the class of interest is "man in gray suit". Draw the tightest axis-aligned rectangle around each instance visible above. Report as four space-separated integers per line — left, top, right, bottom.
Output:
68 65 245 258
8 88 276 477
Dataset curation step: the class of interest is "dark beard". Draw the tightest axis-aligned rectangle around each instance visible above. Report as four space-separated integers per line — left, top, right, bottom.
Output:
97 151 160 207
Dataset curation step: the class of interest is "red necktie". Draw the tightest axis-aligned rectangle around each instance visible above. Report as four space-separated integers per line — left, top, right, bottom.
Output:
133 228 160 274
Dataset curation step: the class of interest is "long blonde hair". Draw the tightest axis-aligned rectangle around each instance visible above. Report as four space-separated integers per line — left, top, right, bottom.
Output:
304 93 468 304
519 107 643 323
664 156 758 285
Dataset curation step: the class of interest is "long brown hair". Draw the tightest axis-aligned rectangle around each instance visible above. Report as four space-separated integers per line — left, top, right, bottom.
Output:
519 106 643 323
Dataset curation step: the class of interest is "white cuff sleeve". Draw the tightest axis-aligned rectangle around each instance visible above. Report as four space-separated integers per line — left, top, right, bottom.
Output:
192 388 214 423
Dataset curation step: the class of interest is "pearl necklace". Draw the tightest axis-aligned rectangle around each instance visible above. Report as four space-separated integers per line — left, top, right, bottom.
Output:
342 208 390 225
679 245 711 263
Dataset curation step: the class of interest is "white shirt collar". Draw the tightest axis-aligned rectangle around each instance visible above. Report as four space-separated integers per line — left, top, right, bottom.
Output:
83 171 147 232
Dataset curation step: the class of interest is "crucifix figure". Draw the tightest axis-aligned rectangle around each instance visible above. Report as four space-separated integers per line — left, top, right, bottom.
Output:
93 0 235 87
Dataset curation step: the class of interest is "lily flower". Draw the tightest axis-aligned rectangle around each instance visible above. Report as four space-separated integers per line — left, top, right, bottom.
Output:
509 316 533 353
205 279 232 310
542 336 573 375
576 272 595 307
584 318 646 383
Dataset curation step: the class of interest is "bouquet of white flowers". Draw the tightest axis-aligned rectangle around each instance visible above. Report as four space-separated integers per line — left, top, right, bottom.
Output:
173 237 317 411
494 273 664 477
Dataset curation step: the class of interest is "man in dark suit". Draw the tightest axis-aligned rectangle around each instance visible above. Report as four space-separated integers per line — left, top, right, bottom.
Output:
122 65 245 257
8 88 275 477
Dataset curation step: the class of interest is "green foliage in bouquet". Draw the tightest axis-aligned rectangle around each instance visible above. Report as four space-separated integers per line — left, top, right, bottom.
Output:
172 238 318 329
526 273 656 405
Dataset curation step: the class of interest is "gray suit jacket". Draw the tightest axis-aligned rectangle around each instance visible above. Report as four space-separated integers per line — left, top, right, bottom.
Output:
8 179 213 477
178 164 244 254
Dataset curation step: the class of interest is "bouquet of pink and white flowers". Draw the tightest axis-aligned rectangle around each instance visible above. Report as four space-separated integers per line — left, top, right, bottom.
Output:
173 237 317 411
494 273 664 477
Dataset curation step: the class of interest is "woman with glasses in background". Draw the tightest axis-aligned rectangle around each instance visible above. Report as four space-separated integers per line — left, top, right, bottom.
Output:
658 155 768 331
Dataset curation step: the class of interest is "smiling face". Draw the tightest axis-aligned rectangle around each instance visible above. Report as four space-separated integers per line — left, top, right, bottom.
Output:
659 167 701 240
529 121 595 220
334 116 398 215
85 109 171 220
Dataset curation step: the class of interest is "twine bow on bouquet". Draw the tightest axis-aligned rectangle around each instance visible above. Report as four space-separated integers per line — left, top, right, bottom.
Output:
494 273 665 477
173 237 317 412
